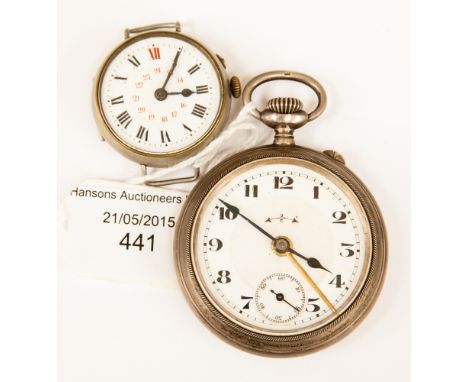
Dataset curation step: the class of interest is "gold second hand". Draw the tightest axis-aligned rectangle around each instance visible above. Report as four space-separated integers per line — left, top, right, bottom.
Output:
285 251 337 314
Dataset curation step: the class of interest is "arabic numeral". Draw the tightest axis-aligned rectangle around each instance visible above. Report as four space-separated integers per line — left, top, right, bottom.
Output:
332 211 347 224
241 296 253 309
219 206 238 220
216 270 231 284
208 238 223 252
340 243 355 257
329 274 345 288
306 297 321 313
245 184 258 197
274 176 294 189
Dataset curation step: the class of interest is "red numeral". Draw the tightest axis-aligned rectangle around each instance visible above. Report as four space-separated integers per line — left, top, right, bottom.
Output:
148 47 161 60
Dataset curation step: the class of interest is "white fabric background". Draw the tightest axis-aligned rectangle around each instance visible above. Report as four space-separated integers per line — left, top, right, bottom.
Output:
58 0 409 381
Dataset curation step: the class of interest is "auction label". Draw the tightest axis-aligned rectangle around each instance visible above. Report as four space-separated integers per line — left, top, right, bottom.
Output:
59 179 188 289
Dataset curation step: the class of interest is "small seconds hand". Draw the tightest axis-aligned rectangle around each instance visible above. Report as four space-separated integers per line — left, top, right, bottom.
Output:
270 289 300 312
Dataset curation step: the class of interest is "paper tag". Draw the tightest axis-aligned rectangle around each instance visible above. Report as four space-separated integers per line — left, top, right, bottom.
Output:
59 179 188 289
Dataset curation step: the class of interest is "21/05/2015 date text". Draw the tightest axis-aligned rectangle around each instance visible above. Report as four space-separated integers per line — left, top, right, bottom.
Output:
103 211 175 227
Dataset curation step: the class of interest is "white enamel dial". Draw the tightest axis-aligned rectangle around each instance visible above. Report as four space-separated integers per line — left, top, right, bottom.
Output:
99 34 222 154
192 158 371 335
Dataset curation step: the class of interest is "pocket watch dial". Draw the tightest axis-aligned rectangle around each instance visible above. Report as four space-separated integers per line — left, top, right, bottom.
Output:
98 35 222 154
192 158 371 335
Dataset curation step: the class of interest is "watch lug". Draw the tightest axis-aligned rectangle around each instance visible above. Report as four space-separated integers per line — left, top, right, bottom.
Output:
216 54 226 69
125 21 181 39
323 150 346 165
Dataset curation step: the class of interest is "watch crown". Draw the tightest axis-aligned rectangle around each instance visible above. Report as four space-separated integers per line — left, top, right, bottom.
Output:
266 97 303 114
259 96 308 146
230 76 242 98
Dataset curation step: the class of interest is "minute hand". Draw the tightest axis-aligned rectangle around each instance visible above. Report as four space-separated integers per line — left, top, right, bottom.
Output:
219 199 275 241
288 247 331 273
161 48 182 90
218 199 331 273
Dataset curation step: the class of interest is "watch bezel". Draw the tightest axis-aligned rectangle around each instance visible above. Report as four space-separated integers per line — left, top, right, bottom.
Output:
174 145 387 356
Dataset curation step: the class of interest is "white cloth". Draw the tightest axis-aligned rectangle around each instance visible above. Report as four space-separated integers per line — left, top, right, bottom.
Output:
127 103 269 185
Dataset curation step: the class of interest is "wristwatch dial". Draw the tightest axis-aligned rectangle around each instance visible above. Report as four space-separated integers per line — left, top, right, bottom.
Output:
192 158 371 335
98 34 223 154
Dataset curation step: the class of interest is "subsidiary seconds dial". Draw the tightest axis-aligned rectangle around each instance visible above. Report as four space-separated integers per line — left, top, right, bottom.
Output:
255 273 306 324
97 34 223 154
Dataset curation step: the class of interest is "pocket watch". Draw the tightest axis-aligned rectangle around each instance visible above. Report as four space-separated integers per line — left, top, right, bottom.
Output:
94 22 241 185
174 71 387 355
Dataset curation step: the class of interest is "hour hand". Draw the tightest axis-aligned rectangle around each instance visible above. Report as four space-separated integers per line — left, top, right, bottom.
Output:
166 88 194 97
288 248 332 273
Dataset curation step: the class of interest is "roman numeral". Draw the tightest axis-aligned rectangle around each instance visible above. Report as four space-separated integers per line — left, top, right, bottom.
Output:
110 95 124 105
313 185 319 199
183 124 192 132
116 111 132 128
196 85 209 94
113 75 127 80
136 126 148 141
148 47 161 60
188 64 200 75
160 130 171 143
191 104 207 118
128 55 141 67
